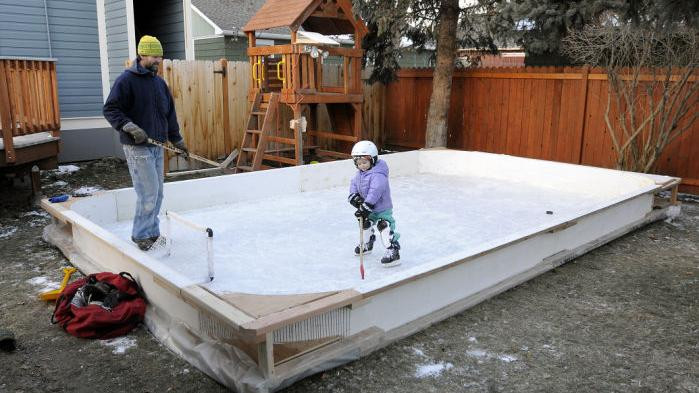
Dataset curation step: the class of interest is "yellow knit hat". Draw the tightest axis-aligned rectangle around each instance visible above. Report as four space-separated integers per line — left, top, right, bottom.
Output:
137 35 163 57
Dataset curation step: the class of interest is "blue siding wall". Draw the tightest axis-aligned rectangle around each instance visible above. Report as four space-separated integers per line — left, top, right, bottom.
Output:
105 0 129 86
47 0 103 118
151 0 185 59
0 1 51 58
135 0 186 60
0 0 104 118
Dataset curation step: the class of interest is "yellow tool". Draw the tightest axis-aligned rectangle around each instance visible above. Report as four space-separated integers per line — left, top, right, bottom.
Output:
39 267 77 301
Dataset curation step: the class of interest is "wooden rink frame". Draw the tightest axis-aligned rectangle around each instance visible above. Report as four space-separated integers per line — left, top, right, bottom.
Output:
41 150 681 392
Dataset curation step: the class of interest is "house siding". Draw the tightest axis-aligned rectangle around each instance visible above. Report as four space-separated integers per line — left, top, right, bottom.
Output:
194 36 287 62
0 1 51 58
105 0 129 87
194 36 250 62
0 0 105 118
192 8 216 38
194 37 226 61
47 0 103 118
144 0 186 60
398 50 433 68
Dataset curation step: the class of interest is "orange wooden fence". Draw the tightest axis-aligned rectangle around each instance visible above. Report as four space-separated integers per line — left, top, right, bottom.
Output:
383 67 699 194
0 58 60 165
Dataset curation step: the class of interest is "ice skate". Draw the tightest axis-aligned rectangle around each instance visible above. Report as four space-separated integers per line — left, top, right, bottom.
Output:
381 241 401 267
355 232 376 255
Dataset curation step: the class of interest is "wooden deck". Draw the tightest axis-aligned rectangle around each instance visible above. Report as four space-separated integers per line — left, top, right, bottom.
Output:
0 57 61 171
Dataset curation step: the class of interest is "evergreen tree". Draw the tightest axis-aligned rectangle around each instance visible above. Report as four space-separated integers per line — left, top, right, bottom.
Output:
353 0 497 147
496 0 699 66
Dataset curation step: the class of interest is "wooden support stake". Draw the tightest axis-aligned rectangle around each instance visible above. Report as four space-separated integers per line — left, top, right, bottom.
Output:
257 333 275 377
671 184 679 206
30 165 41 196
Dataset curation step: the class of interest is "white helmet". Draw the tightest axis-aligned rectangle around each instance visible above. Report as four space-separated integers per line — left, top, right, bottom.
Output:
351 140 379 168
351 140 378 163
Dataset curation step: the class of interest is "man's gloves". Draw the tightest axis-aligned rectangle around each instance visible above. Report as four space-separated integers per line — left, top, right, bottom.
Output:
122 122 147 144
348 193 363 209
173 139 189 159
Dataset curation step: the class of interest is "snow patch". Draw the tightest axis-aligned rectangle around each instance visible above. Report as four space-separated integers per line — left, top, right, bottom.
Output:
101 337 137 354
21 211 50 218
468 336 477 343
414 362 453 378
498 354 518 363
467 348 518 363
50 180 68 187
73 186 102 195
412 347 427 357
678 193 699 204
466 349 488 358
664 205 682 224
55 165 80 174
0 226 17 239
26 276 61 293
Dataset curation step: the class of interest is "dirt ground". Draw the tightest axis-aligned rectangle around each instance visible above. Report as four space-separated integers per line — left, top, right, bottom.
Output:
1 158 697 393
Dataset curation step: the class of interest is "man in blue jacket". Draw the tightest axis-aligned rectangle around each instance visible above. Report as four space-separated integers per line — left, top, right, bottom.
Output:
103 35 188 251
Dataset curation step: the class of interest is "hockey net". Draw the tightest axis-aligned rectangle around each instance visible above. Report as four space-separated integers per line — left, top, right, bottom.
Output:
162 210 215 282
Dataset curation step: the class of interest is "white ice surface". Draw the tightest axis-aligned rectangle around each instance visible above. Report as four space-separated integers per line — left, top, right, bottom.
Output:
103 172 617 295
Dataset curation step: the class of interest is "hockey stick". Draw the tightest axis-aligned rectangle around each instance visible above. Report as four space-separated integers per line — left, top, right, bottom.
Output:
147 138 227 168
359 216 365 280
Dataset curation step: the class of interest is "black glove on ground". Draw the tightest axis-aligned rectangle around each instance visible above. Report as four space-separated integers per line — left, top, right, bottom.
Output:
122 122 147 144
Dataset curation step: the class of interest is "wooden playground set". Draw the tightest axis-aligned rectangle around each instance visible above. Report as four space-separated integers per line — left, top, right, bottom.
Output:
235 0 368 172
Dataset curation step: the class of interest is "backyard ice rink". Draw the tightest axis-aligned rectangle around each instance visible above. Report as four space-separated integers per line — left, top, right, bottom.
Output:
104 170 620 295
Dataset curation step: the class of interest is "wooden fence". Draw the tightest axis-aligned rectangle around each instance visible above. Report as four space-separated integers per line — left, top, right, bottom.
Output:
154 59 384 170
0 58 61 165
158 59 250 167
383 67 699 194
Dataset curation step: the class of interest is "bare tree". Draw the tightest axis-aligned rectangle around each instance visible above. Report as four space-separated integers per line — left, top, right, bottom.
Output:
563 25 698 172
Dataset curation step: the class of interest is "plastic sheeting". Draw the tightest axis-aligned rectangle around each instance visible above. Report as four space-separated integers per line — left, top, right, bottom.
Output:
43 221 363 392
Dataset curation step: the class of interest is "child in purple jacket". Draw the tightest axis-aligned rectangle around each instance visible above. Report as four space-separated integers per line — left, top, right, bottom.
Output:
348 141 401 266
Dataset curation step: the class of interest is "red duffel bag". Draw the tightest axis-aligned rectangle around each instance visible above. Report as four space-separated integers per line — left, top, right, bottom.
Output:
51 272 147 339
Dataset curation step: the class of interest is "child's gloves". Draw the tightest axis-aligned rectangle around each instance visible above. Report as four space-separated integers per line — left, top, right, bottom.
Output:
348 193 364 208
354 201 373 220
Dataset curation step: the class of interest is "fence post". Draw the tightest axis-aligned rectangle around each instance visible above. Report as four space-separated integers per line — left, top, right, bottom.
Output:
577 65 590 164
219 59 231 153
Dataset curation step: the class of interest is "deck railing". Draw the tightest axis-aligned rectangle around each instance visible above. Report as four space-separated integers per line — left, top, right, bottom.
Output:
0 57 60 164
